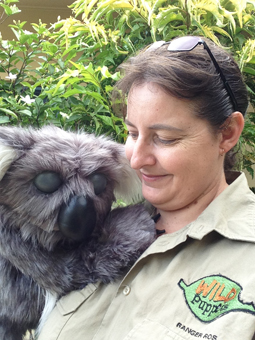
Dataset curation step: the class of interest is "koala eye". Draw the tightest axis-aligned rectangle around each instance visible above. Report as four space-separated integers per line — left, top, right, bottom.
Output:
88 173 107 195
33 171 63 194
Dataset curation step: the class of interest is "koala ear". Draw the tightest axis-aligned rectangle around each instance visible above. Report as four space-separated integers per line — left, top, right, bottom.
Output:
0 126 36 150
0 143 17 180
113 150 143 204
0 126 36 181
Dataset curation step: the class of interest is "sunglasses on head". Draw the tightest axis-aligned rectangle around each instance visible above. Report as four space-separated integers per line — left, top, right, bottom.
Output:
147 36 238 112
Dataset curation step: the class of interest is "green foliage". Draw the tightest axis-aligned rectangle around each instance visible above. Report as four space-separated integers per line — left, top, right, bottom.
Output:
0 0 255 172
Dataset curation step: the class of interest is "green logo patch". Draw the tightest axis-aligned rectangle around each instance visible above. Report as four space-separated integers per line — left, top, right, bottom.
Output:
179 275 255 323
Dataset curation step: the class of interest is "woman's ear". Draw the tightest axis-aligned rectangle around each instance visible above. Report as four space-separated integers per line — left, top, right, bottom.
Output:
219 112 244 154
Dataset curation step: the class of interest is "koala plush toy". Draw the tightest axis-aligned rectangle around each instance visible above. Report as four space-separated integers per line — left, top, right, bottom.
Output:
0 125 156 340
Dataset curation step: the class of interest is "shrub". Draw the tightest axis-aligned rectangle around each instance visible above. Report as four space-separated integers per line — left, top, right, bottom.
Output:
0 0 255 173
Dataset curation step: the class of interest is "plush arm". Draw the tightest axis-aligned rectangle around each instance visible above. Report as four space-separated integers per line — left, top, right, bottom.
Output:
0 204 155 296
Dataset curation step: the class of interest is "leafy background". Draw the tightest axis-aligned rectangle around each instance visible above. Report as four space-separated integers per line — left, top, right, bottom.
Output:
0 0 255 177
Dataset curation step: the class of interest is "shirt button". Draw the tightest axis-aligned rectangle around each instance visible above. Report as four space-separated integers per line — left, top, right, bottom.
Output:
123 286 131 296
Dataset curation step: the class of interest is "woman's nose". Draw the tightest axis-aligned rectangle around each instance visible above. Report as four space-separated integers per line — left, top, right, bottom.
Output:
129 138 156 170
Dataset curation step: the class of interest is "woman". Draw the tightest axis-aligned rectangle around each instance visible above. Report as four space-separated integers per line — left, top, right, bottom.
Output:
38 36 255 340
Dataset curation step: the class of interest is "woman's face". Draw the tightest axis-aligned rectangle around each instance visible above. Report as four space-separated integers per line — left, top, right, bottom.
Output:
125 82 226 212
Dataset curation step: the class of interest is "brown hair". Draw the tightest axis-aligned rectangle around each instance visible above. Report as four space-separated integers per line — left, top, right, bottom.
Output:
113 37 249 170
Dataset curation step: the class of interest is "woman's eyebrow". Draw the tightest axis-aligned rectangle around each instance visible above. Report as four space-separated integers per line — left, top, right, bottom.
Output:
148 123 183 132
125 119 183 132
125 119 135 127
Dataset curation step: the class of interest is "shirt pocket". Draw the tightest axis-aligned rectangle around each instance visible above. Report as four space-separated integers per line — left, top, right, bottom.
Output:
123 319 188 340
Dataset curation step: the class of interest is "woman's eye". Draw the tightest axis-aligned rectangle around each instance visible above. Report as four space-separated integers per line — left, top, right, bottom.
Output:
127 131 138 140
156 137 176 145
34 171 63 194
88 173 107 195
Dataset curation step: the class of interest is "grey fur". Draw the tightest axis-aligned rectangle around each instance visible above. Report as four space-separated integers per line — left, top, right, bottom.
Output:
0 126 156 340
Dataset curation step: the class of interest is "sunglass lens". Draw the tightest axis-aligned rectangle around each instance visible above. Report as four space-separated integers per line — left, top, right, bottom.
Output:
168 36 200 51
146 40 166 52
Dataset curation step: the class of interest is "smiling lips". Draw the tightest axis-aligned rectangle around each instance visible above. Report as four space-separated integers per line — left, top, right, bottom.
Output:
141 173 168 182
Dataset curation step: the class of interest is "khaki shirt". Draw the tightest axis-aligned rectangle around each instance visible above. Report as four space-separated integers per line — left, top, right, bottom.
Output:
38 172 255 340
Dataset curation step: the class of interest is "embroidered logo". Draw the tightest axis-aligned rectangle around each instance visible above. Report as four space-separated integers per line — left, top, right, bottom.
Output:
178 275 255 323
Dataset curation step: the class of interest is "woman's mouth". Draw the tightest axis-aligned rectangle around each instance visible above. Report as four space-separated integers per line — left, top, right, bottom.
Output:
141 173 167 182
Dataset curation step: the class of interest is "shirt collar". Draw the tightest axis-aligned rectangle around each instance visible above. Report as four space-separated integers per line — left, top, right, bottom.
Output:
190 172 255 242
143 172 255 256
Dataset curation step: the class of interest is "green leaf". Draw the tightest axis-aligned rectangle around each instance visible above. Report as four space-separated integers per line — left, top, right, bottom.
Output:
111 71 120 81
21 81 32 88
64 113 83 122
97 114 114 127
153 7 184 33
9 4 20 15
92 116 101 131
49 44 58 54
0 108 17 119
57 59 65 69
243 67 255 76
211 26 232 40
53 69 80 95
84 91 108 104
19 33 37 45
99 65 112 78
5 0 20 3
68 96 82 105
48 65 55 74
10 26 20 40
61 88 84 97
18 109 32 116
0 116 10 124
62 44 80 57
105 85 113 93
1 4 14 15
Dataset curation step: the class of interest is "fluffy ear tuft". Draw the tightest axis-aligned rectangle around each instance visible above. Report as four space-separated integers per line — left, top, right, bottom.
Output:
0 125 37 150
114 152 143 204
0 143 17 180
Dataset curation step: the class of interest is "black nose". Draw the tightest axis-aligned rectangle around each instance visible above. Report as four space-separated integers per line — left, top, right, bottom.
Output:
58 196 96 242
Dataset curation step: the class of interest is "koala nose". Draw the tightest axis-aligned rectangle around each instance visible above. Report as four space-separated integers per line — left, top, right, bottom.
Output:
58 196 96 242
